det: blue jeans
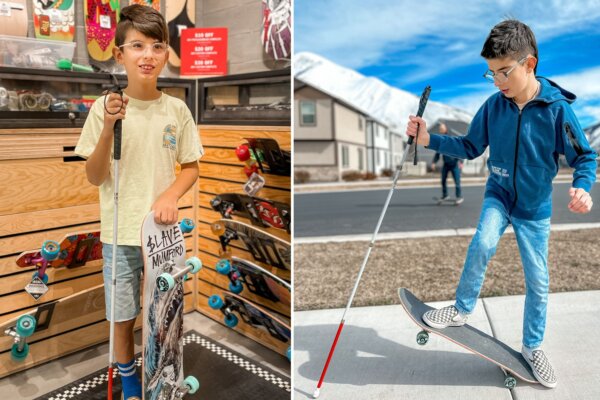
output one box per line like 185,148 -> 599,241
454,197 -> 551,348
442,164 -> 462,198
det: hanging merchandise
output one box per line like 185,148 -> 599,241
261,0 -> 291,61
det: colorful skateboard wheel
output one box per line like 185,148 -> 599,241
286,346 -> 291,362
16,315 -> 37,337
243,164 -> 259,178
183,375 -> 200,394
41,240 -> 60,261
210,222 -> 226,236
180,218 -> 195,233
185,257 -> 202,274
224,313 -> 238,328
504,376 -> 517,389
208,295 -> 223,309
215,259 -> 231,275
11,343 -> 29,361
229,280 -> 243,294
33,271 -> 49,285
235,144 -> 250,162
157,273 -> 175,292
416,330 -> 429,345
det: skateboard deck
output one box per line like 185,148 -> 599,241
211,219 -> 290,271
141,211 -> 201,399
236,138 -> 291,177
85,0 -> 119,62
216,256 -> 290,316
208,290 -> 291,360
166,0 -> 195,68
0,0 -> 28,36
433,196 -> 462,206
1,284 -> 105,362
129,0 -> 159,11
211,193 -> 291,233
398,288 -> 537,388
33,0 -> 75,41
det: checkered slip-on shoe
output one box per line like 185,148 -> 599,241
422,305 -> 468,329
521,347 -> 558,388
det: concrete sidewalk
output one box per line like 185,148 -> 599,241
294,291 -> 600,400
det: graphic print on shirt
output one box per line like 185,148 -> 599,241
162,124 -> 177,151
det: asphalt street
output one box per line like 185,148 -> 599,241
294,182 -> 600,237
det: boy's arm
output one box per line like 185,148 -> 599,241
152,162 -> 199,224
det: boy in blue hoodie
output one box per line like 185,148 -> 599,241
406,20 -> 596,388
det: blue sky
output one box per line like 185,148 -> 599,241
295,0 -> 600,127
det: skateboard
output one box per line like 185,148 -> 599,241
236,138 -> 291,178
215,256 -> 290,316
85,0 -> 119,62
208,291 -> 291,361
398,288 -> 537,388
211,219 -> 290,271
33,0 -> 75,41
210,193 -> 291,233
129,0 -> 159,11
166,0 -> 195,68
141,211 -> 202,399
1,284 -> 105,362
0,0 -> 28,36
433,196 -> 463,206
15,231 -> 102,298
261,0 -> 291,60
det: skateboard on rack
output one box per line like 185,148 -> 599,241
398,288 -> 538,388
0,0 -> 28,36
210,193 -> 291,233
33,0 -> 75,41
141,211 -> 202,399
166,0 -> 195,68
215,256 -> 290,317
84,0 -> 119,62
1,284 -> 105,363
208,290 -> 291,361
236,138 -> 291,178
211,219 -> 290,271
129,0 -> 159,11
15,231 -> 102,299
433,196 -> 463,206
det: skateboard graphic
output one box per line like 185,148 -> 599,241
211,219 -> 290,271
33,0 -> 75,41
0,0 -> 28,36
210,193 -> 291,233
129,0 -> 159,11
141,211 -> 202,399
236,138 -> 290,196
84,0 -> 119,62
208,290 -> 291,361
433,196 -> 463,206
1,284 -> 105,362
215,256 -> 290,316
166,0 -> 195,68
398,288 -> 537,388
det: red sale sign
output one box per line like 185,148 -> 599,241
180,28 -> 228,76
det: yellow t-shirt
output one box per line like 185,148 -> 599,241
75,92 -> 203,246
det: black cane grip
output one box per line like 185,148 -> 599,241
114,119 -> 122,160
409,85 -> 431,165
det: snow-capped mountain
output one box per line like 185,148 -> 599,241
585,122 -> 600,153
294,52 -> 473,134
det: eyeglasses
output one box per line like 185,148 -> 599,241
118,41 -> 169,55
483,56 -> 528,83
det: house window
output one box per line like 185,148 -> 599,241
358,117 -> 363,130
342,145 -> 349,168
358,148 -> 364,170
299,101 -> 316,125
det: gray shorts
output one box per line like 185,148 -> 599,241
102,243 -> 143,322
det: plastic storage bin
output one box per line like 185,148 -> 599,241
0,35 -> 75,70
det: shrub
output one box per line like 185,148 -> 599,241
295,170 -> 310,184
381,168 -> 393,177
342,170 -> 363,181
363,172 -> 377,180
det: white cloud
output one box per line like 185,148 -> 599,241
549,67 -> 600,100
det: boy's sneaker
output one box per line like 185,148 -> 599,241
422,305 -> 468,329
521,346 -> 557,388
455,197 -> 464,204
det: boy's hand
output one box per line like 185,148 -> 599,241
568,187 -> 593,214
103,92 -> 129,131
406,115 -> 430,146
152,192 -> 179,225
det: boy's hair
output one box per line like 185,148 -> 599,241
116,4 -> 169,46
481,19 -> 538,74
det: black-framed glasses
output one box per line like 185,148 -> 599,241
483,56 -> 528,83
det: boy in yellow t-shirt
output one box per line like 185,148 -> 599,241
74,5 -> 202,399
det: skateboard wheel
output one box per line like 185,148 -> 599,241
208,295 -> 223,310
244,164 -> 259,178
215,259 -> 231,275
416,330 -> 429,346
224,313 -> 238,328
183,375 -> 200,394
218,248 -> 233,258
33,271 -> 49,285
16,315 -> 36,337
235,144 -> 250,161
229,280 -> 243,294
210,222 -> 226,236
179,218 -> 195,234
11,343 -> 29,361
41,240 -> 60,261
504,376 -> 517,389
186,257 -> 202,274
157,274 -> 175,292
286,346 -> 291,362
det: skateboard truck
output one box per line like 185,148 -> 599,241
211,222 -> 237,258
25,240 -> 60,285
157,257 -> 202,292
173,376 -> 200,398
4,315 -> 37,360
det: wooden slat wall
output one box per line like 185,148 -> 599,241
0,128 -> 197,378
196,125 -> 291,357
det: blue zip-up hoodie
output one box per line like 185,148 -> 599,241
427,77 -> 597,220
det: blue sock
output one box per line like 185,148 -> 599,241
118,359 -> 142,399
